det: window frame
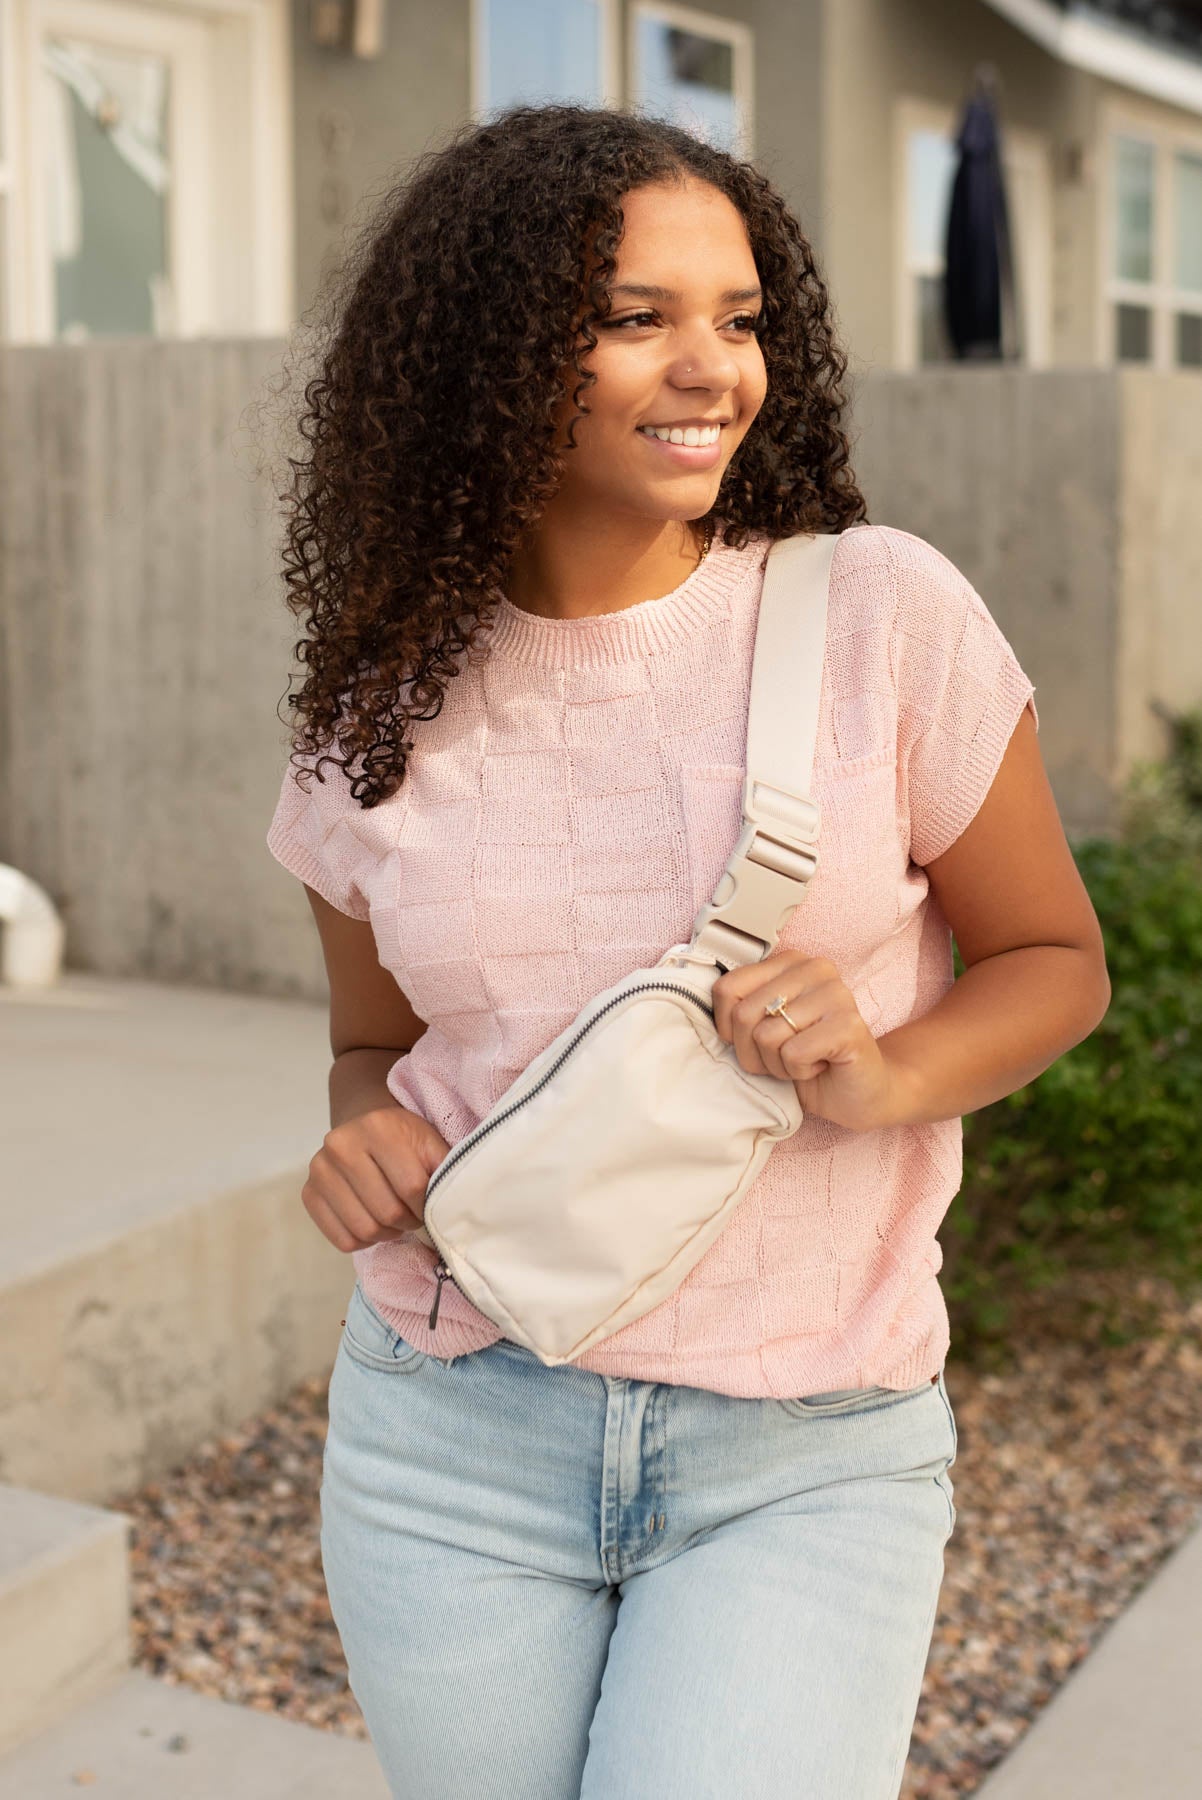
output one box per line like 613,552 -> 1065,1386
1101,96 -> 1202,371
1,0 -> 292,344
627,0 -> 754,159
469,0 -> 623,117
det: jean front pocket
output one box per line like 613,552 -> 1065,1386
775,1374 -> 937,1420
340,1281 -> 429,1374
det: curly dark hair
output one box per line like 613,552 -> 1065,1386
269,102 -> 870,808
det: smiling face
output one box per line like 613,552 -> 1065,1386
550,177 -> 768,531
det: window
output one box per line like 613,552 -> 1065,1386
472,0 -> 619,114
1114,135 -> 1155,282
895,99 -> 1051,369
1174,148 -> 1202,367
43,34 -> 173,337
1111,133 -> 1156,361
469,2 -> 751,153
629,3 -> 752,156
906,126 -> 958,364
1,0 -> 292,344
1106,124 -> 1202,369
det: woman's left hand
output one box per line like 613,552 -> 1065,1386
710,950 -> 903,1133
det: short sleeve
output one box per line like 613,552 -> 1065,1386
886,528 -> 1039,867
265,746 -> 375,922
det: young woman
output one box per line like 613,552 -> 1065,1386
266,104 -> 1110,1799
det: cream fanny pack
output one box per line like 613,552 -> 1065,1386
413,530 -> 843,1365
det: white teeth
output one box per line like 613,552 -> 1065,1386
638,424 -> 721,446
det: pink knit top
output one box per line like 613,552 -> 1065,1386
267,521 -> 1038,1398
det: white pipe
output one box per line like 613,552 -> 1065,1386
0,863 -> 66,987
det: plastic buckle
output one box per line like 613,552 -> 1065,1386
688,778 -> 820,970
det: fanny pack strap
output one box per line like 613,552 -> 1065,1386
674,530 -> 842,975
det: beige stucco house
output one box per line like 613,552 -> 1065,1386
2,0 -> 1200,380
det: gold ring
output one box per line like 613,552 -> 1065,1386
764,993 -> 800,1032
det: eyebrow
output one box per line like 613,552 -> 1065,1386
608,283 -> 764,305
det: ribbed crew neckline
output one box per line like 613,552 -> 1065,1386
481,520 -> 771,669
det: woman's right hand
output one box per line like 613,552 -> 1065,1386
302,1104 -> 452,1253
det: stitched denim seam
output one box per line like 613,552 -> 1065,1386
341,1328 -> 425,1374
343,1286 -> 426,1373
933,1370 -> 958,1465
933,1370 -> 958,1534
774,1377 -> 931,1420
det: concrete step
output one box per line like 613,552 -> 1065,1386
0,1484 -> 131,1759
0,1668 -> 391,1798
0,973 -> 356,1507
974,1514 -> 1202,1798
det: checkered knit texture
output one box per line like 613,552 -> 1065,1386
267,520 -> 1037,1397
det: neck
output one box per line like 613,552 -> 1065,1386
504,511 -> 712,621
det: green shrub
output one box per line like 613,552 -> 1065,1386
941,705 -> 1202,1358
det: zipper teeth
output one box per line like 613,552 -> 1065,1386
424,975 -> 715,1328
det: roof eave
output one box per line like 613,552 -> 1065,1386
980,0 -> 1202,116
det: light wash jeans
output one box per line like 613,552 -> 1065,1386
320,1278 -> 959,1800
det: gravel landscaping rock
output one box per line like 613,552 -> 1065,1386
108,1268 -> 1202,1795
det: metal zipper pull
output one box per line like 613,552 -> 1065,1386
428,1260 -> 450,1331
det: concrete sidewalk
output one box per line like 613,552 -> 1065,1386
972,1510 -> 1202,1798
0,1669 -> 390,1799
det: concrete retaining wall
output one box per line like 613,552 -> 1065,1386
1,1168 -> 353,1505
2,343 -> 1200,1005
